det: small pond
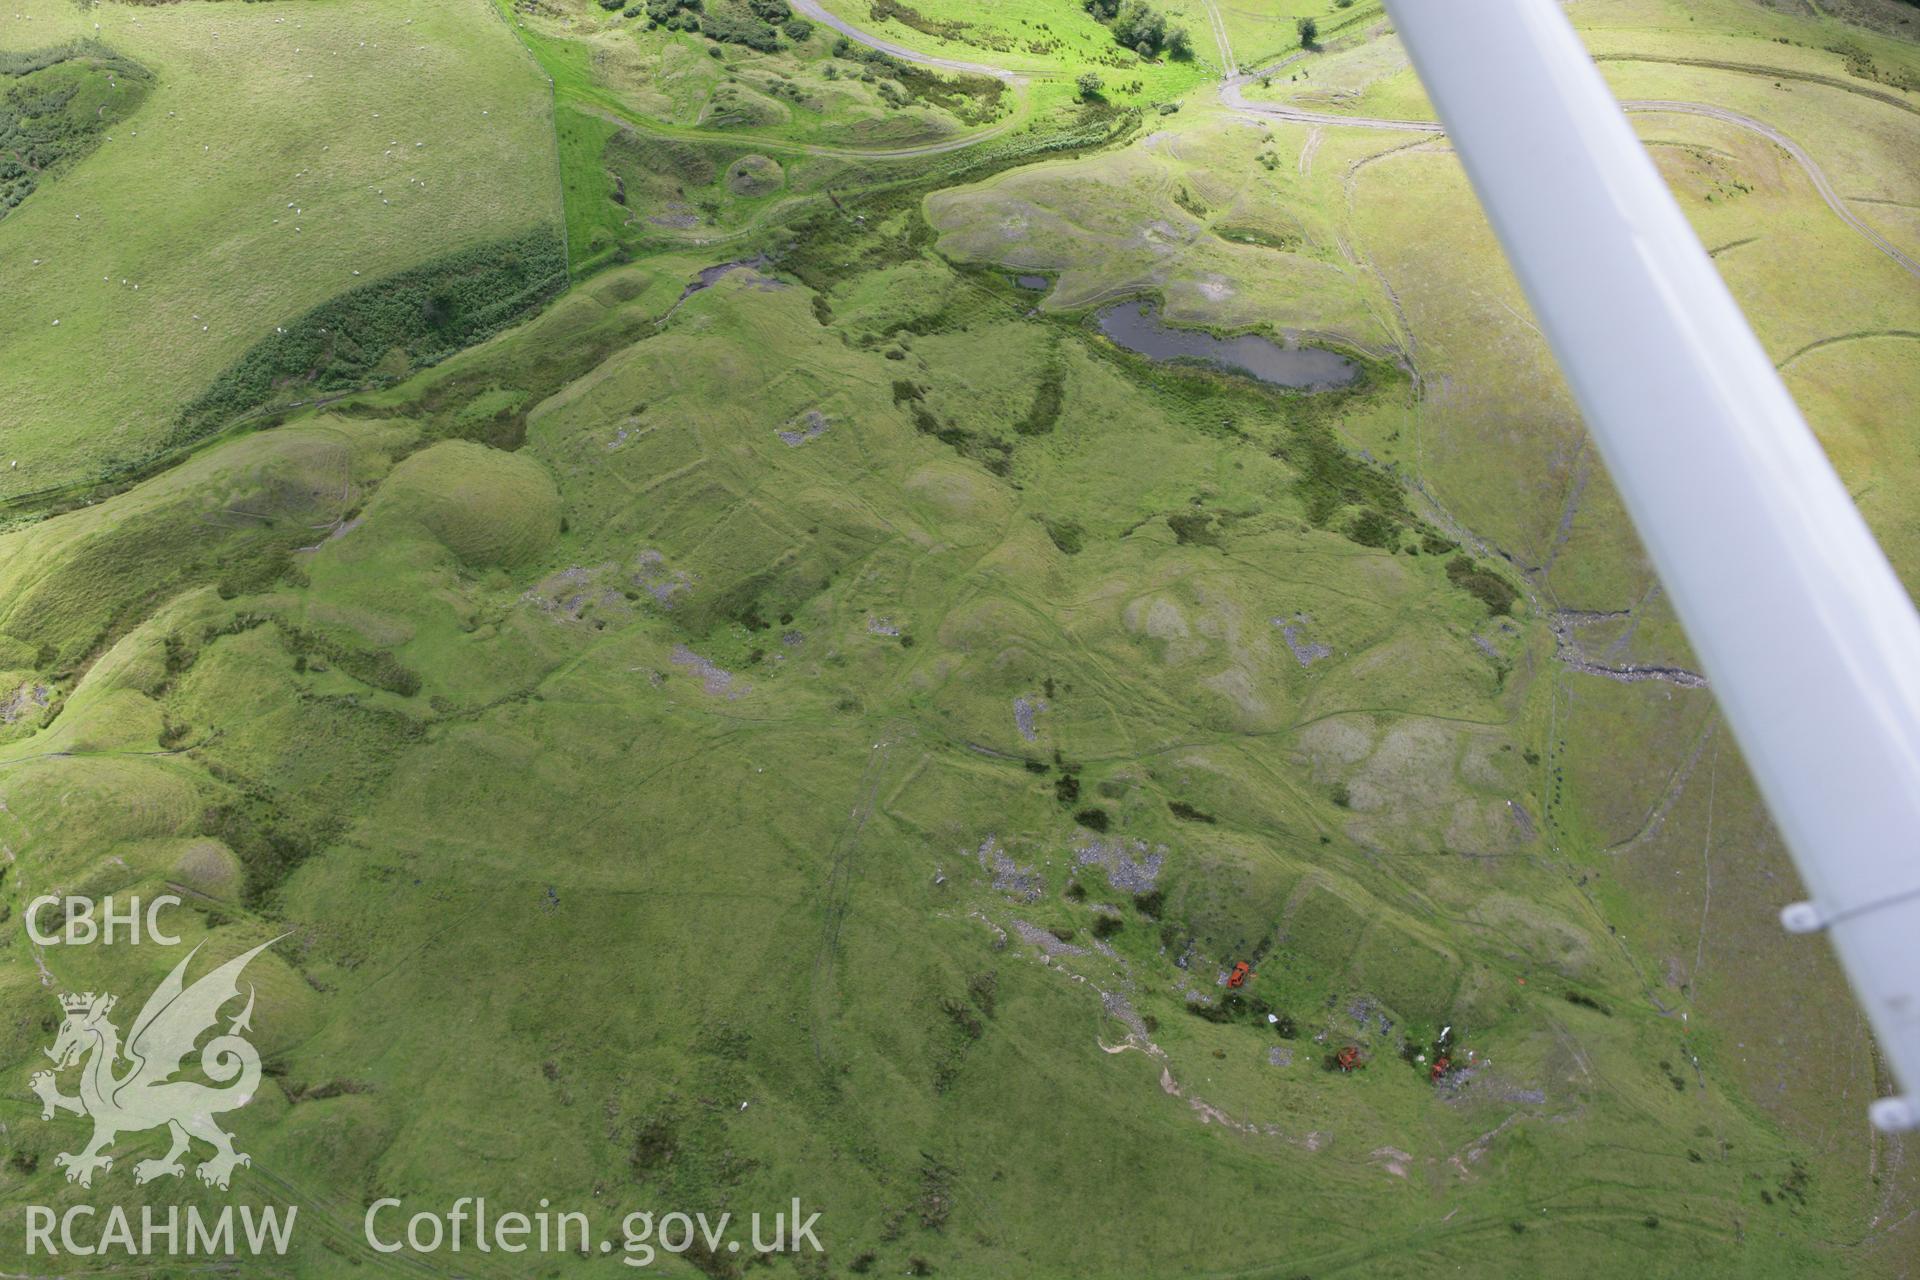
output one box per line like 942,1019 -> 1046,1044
1094,301 -> 1359,389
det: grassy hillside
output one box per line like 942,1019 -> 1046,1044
0,0 -> 1916,1276
0,0 -> 561,501
0,250 -> 1853,1279
1,40 -> 154,219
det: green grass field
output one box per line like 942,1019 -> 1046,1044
0,0 -> 1916,1275
0,0 -> 560,501
0,252 -> 1851,1278
812,0 -> 1216,87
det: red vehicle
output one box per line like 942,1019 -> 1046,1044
1227,961 -> 1252,988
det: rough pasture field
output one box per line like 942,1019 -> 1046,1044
0,40 -> 153,218
923,120 -> 1397,355
0,252 -> 1858,1278
0,0 -> 1914,1275
807,0 -> 1216,87
0,0 -> 560,502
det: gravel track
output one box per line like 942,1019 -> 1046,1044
1206,11 -> 1920,282
811,0 -> 1920,282
789,0 -> 1018,81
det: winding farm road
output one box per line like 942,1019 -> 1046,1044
1212,21 -> 1920,282
1622,99 -> 1920,280
810,0 -> 1920,284
1222,75 -> 1920,281
1220,68 -> 1437,132
802,0 -> 1915,283
1223,62 -> 1920,281
1198,0 -> 1238,77
788,0 -> 1018,81
804,0 -> 1920,287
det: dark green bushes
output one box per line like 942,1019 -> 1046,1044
830,41 -> 1006,123
1167,509 -> 1227,547
1346,509 -> 1399,549
1,42 -> 152,219
1186,990 -> 1279,1025
276,623 -> 422,698
1074,806 -> 1110,831
1445,554 -> 1518,616
648,0 -> 795,51
1016,365 -> 1066,435
170,227 -> 566,449
1041,516 -> 1085,555
1082,0 -> 1192,58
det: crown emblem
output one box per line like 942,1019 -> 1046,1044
59,991 -> 99,1014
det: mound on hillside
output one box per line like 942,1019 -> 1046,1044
368,441 -> 560,570
699,81 -> 791,129
725,152 -> 784,197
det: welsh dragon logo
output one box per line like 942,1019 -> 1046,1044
30,938 -> 279,1190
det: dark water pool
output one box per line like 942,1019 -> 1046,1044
1095,301 -> 1358,389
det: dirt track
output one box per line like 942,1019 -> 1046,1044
1620,99 -> 1920,281
801,0 -> 1920,284
1209,22 -> 1920,282
788,0 -> 1017,81
1222,80 -> 1920,280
